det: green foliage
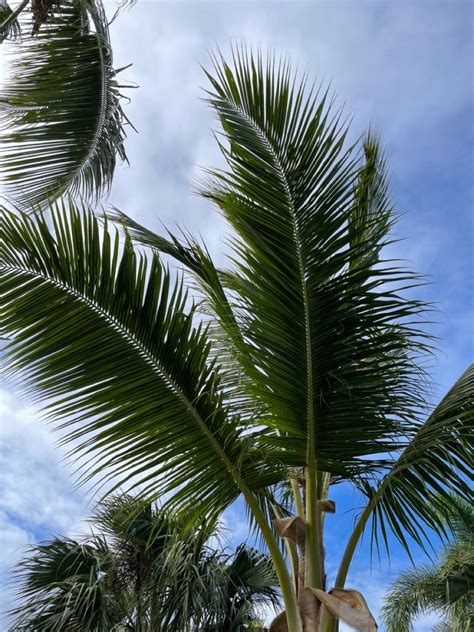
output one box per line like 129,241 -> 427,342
382,500 -> 473,632
0,0 -> 129,208
1,47 -> 472,631
9,496 -> 279,631
364,366 -> 474,558
1,202 -> 283,524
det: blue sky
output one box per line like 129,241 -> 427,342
1,1 -> 473,629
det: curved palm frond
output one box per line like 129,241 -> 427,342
202,49 -> 435,478
0,0 -> 129,209
382,563 -> 455,632
110,48 -> 433,481
0,202 -> 284,524
357,365 -> 474,558
382,516 -> 473,632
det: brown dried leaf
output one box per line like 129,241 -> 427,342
310,588 -> 377,632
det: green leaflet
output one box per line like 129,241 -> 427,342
0,0 -> 129,208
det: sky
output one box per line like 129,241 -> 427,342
1,0 -> 473,629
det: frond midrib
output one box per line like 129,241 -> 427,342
217,92 -> 315,463
70,4 -> 109,189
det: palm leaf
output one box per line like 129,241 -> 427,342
1,202 -> 284,524
110,49 -> 433,481
9,536 -> 124,631
359,365 -> 473,558
201,49 -> 434,478
0,0 -> 129,209
382,519 -> 473,632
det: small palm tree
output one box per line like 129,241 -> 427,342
0,0 -> 130,209
382,500 -> 473,632
1,49 -> 472,632
9,495 -> 280,631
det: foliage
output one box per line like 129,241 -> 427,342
0,0 -> 130,209
382,498 -> 473,632
9,495 -> 279,631
1,48 -> 472,632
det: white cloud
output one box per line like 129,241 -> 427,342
0,389 -> 85,545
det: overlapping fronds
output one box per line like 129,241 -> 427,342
9,494 -> 279,631
201,49 -> 435,478
9,537 -> 124,631
110,49 -> 434,482
0,0 -> 129,209
363,364 -> 473,556
1,202 -> 284,524
0,0 -> 22,41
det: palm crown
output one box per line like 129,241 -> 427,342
382,497 -> 473,632
1,48 -> 472,632
9,494 -> 280,631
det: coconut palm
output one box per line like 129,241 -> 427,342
382,500 -> 473,632
0,0 -> 130,209
9,495 -> 280,631
1,49 -> 472,632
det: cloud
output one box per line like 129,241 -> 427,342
0,390 -> 85,535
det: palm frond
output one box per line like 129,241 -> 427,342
362,365 -> 473,557
0,0 -> 129,209
199,47 -> 433,478
0,0 -> 23,41
382,563 -> 452,632
1,202 -> 284,524
9,536 -> 124,631
382,519 -> 473,632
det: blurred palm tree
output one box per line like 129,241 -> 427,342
9,495 -> 279,631
382,499 -> 473,632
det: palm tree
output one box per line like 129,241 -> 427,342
9,495 -> 280,631
0,0 -> 130,209
1,50 -> 472,632
382,499 -> 473,632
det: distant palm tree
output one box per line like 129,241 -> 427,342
9,495 -> 279,631
0,0 -> 129,209
382,499 -> 473,632
1,48 -> 472,631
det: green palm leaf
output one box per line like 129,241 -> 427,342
367,364 -> 474,555
9,494 -> 280,632
202,49 -> 435,476
0,0 -> 129,209
335,365 -> 473,583
110,49 -> 433,480
1,202 -> 283,523
382,502 -> 473,632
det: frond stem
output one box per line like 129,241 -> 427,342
305,465 -> 323,590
